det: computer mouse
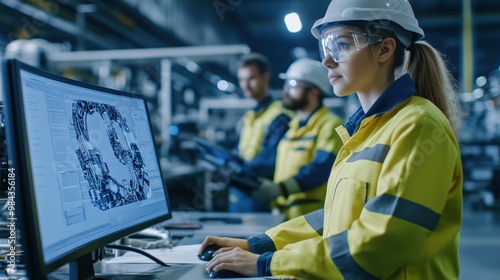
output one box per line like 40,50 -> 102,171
197,245 -> 220,261
209,269 -> 244,278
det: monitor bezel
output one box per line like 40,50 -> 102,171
2,59 -> 172,278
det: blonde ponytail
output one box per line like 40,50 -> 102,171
404,41 -> 461,133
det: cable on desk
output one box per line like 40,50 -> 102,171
104,244 -> 170,267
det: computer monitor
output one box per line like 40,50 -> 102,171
2,59 -> 172,279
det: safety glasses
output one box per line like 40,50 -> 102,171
283,79 -> 313,95
319,30 -> 384,62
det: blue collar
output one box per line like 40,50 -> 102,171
343,74 -> 416,136
253,95 -> 273,112
299,104 -> 323,128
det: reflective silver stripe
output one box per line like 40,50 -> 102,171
328,231 -> 379,280
304,209 -> 324,235
364,194 -> 440,231
347,144 -> 390,163
247,233 -> 276,254
282,136 -> 317,141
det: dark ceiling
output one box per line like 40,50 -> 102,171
1,0 -> 500,93
228,0 -> 500,90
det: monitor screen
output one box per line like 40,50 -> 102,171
2,59 -> 172,279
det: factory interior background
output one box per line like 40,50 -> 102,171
0,0 -> 499,279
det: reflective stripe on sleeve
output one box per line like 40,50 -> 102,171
248,233 -> 277,254
364,194 -> 440,231
282,136 -> 317,141
329,230 -> 379,280
347,144 -> 390,163
304,209 -> 324,235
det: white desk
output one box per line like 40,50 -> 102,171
49,211 -> 284,279
164,211 -> 285,244
49,263 -> 269,279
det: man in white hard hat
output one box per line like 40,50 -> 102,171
251,58 -> 344,219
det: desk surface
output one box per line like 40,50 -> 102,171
167,211 -> 284,226
50,212 -> 284,279
50,263 -> 269,279
164,211 -> 285,243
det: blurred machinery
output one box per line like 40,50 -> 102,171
0,103 -> 7,196
193,136 -> 263,211
5,39 -> 69,68
2,38 -> 249,210
168,120 -> 199,164
459,67 -> 500,210
460,70 -> 500,141
1,37 -> 348,210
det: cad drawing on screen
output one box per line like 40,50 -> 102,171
71,100 -> 152,211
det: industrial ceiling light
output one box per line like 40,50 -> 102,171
284,12 -> 302,33
217,80 -> 229,91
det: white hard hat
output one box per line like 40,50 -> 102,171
279,58 -> 331,95
311,0 -> 424,47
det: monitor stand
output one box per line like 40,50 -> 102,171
69,253 -> 95,280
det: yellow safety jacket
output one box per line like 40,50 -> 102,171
238,100 -> 290,161
248,75 -> 463,279
273,106 -> 343,219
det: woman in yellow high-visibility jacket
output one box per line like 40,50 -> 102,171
200,0 -> 463,279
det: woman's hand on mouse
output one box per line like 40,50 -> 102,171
206,247 -> 259,277
199,236 -> 251,254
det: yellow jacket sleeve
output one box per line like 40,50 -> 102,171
248,209 -> 324,254
265,209 -> 324,250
